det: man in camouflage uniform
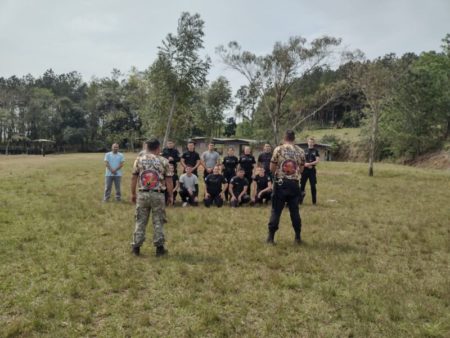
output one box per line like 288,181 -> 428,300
267,130 -> 305,244
131,138 -> 174,257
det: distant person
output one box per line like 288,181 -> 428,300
165,163 -> 179,206
201,143 -> 221,181
103,143 -> 125,202
179,166 -> 199,207
257,143 -> 272,177
267,130 -> 305,244
251,167 -> 272,205
222,147 -> 239,201
204,165 -> 227,208
181,141 -> 201,177
239,146 -> 256,195
229,168 -> 251,208
130,138 -> 173,257
161,140 -> 180,173
300,137 -> 320,205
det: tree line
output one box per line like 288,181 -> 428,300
1,12 -> 448,168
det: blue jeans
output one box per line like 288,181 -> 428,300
104,176 -> 122,201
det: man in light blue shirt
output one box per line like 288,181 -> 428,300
103,143 -> 125,201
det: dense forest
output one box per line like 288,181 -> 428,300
1,12 -> 448,163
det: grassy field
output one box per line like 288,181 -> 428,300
1,154 -> 449,337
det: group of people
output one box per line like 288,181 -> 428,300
103,131 -> 320,257
161,141 -> 275,209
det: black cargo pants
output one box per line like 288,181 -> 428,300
268,178 -> 302,235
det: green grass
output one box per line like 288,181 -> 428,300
1,154 -> 449,337
298,127 -> 361,143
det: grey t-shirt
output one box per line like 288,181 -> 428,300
179,173 -> 198,191
201,151 -> 220,169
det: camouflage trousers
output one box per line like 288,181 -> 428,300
132,191 -> 166,248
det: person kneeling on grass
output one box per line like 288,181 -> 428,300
204,165 -> 227,208
251,167 -> 273,205
229,168 -> 251,208
179,165 -> 199,207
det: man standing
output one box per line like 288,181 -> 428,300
201,143 -> 221,181
229,168 -> 251,208
161,140 -> 180,173
131,138 -> 173,257
300,137 -> 320,205
181,141 -> 201,177
222,147 -> 239,201
239,146 -> 256,195
204,165 -> 227,208
103,143 -> 125,202
257,143 -> 272,177
267,130 -> 305,244
179,166 -> 199,207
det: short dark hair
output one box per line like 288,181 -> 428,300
187,140 -> 195,145
145,138 -> 160,151
285,130 -> 295,142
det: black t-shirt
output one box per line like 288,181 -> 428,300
239,154 -> 256,176
254,174 -> 271,192
162,148 -> 180,165
223,155 -> 239,174
205,174 -> 227,195
305,148 -> 320,166
181,151 -> 200,168
229,176 -> 249,196
258,152 -> 272,173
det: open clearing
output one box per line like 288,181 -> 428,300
1,154 -> 449,337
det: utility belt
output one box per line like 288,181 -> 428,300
274,177 -> 299,186
138,189 -> 165,194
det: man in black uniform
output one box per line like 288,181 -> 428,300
267,130 -> 305,244
180,141 -> 201,177
229,168 -> 251,208
251,167 -> 272,205
204,165 -> 227,208
257,143 -> 272,178
239,146 -> 256,195
300,137 -> 320,205
161,140 -> 180,173
222,147 -> 239,201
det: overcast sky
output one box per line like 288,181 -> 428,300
1,0 -> 449,91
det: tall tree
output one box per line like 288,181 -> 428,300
346,54 -> 396,176
155,12 -> 210,145
217,36 -> 341,143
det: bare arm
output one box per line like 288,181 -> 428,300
180,158 -> 187,169
239,186 -> 248,200
270,162 -> 277,175
131,175 -> 138,203
165,176 -> 174,201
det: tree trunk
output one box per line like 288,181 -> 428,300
163,93 -> 177,147
368,109 -> 379,177
5,139 -> 10,155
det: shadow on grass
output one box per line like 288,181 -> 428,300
134,252 -> 224,265
303,240 -> 363,254
169,253 -> 223,265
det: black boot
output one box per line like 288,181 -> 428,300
131,246 -> 140,256
266,230 -> 275,244
294,233 -> 302,245
156,246 -> 168,257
